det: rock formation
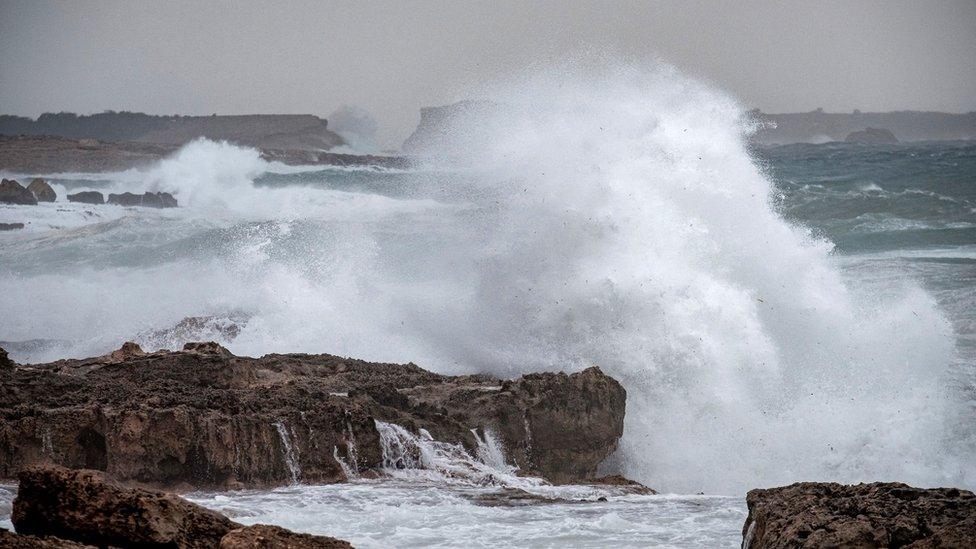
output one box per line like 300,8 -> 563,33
13,466 -> 237,548
27,178 -> 56,202
107,191 -> 178,208
742,482 -> 976,548
845,127 -> 899,144
0,342 -> 626,490
66,191 -> 104,204
0,179 -> 37,205
9,466 -> 351,548
220,525 -> 352,548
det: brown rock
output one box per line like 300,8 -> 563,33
0,179 -> 37,205
587,475 -> 657,495
401,366 -> 626,483
742,481 -> 976,548
12,466 -> 239,548
0,528 -> 96,548
27,178 -> 56,202
0,343 -> 626,489
66,191 -> 103,205
220,524 -> 353,548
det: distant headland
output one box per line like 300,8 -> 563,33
0,111 -> 344,152
748,108 -> 976,144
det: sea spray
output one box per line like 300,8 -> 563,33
0,62 -> 970,494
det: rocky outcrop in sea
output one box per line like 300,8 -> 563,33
0,179 -> 37,205
0,342 -> 625,490
742,481 -> 976,548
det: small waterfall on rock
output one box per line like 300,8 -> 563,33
374,421 -> 537,488
273,421 -> 301,484
333,423 -> 360,478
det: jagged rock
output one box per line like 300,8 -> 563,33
0,222 -> 25,231
0,343 -> 626,489
141,191 -> 178,208
0,346 -> 13,369
106,191 -> 141,206
66,191 -> 103,205
0,529 -> 96,548
0,179 -> 37,205
12,466 -> 239,548
742,482 -> 976,548
220,524 -> 353,548
27,178 -> 56,202
107,191 -> 178,208
845,127 -> 899,144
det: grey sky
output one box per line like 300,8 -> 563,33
2,0 -> 975,147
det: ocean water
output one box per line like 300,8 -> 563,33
1,67 -> 975,546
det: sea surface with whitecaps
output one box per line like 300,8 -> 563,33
1,67 -> 974,547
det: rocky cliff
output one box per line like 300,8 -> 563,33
742,482 -> 976,548
0,342 -> 625,490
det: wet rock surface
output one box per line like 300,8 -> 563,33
108,191 -> 178,208
742,482 -> 976,548
13,466 -> 238,548
0,342 -> 626,489
0,179 -> 37,205
66,191 -> 104,204
10,465 -> 353,548
27,178 -> 56,202
220,524 -> 352,548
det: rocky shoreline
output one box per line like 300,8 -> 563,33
0,341 -> 625,490
2,343 -> 974,547
0,134 -> 408,174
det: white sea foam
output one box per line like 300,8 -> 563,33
0,62 -> 970,495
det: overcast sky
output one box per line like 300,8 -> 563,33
2,0 -> 975,146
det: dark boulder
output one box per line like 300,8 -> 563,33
106,191 -> 141,206
0,346 -> 13,369
27,178 -> 56,202
845,127 -> 899,144
107,191 -> 178,208
66,191 -> 103,205
0,222 -> 25,231
0,179 -> 37,205
12,466 -> 239,548
220,524 -> 353,548
143,191 -> 178,208
742,481 -> 976,548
